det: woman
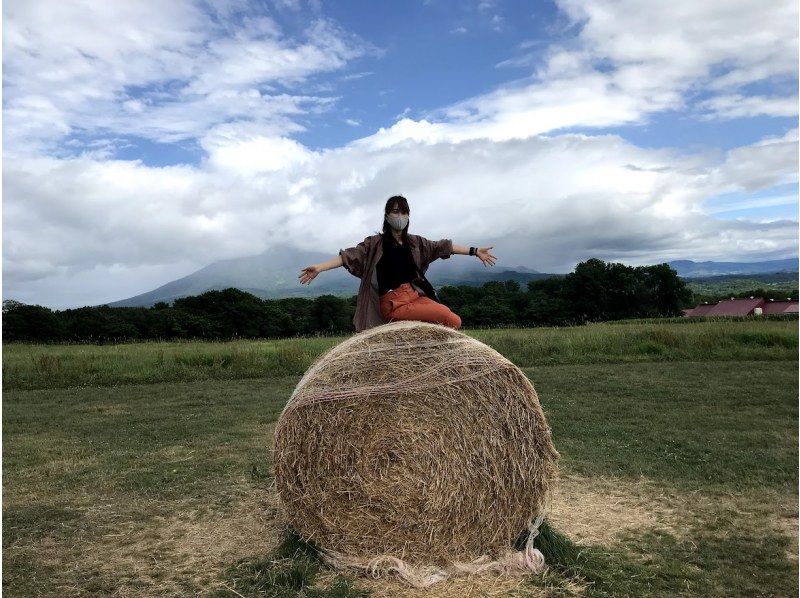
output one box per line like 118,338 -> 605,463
298,195 -> 498,332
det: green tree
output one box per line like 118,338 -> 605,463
174,288 -> 268,338
311,295 -> 351,333
524,277 -> 572,325
641,263 -> 692,315
2,303 -> 66,342
563,258 -> 610,321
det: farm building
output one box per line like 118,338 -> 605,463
683,297 -> 799,317
762,299 -> 800,314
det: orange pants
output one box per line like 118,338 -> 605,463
379,282 -> 462,329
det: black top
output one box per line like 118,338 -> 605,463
376,234 -> 418,297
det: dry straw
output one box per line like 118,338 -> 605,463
273,321 -> 559,587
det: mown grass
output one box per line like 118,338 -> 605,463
532,519 -> 795,597
216,527 -> 368,597
3,321 -> 798,596
3,319 -> 796,391
536,360 -> 797,490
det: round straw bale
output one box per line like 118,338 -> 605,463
273,320 -> 558,566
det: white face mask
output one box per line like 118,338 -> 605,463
386,214 -> 409,231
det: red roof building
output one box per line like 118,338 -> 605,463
706,297 -> 765,316
684,297 -> 799,317
685,303 -> 718,317
761,299 -> 800,314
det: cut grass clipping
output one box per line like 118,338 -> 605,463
273,321 -> 559,588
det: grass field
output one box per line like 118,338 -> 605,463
3,319 -> 796,391
3,319 -> 798,597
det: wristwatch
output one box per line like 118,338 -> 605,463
469,246 -> 476,256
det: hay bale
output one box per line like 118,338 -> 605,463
273,321 -> 558,579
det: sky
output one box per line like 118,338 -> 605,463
3,0 -> 799,309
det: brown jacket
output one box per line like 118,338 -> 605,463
339,234 -> 454,332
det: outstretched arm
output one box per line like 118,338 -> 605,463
299,236 -> 371,285
452,244 -> 498,267
298,255 -> 343,285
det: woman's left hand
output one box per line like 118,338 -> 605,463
476,246 -> 497,267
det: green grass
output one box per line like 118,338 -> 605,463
3,320 -> 797,596
3,319 -> 796,390
216,527 -> 368,597
532,361 -> 797,490
532,521 -> 795,597
2,339 -> 319,391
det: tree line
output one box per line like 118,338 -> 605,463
1,259 -> 722,343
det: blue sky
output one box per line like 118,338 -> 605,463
3,0 -> 798,308
59,1 -> 573,161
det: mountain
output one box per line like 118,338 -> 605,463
102,247 -> 547,308
104,246 -> 353,307
102,251 -> 799,308
668,258 -> 798,278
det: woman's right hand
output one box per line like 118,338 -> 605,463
299,265 -> 321,285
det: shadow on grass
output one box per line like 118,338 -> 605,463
528,519 -> 795,598
219,518 -> 795,597
217,525 -> 368,597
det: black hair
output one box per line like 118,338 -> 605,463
377,195 -> 410,244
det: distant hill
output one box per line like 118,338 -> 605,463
668,258 -> 798,278
102,246 -> 550,308
105,246 -> 357,307
100,252 -> 799,308
683,272 -> 798,298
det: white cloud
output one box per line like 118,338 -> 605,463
556,0 -> 797,90
709,129 -> 799,193
182,18 -> 366,96
359,0 -> 798,148
697,94 -> 798,120
495,53 -> 537,69
4,129 -> 797,308
2,1 -> 373,155
340,71 -> 374,81
272,0 -> 302,11
518,39 -> 541,50
61,90 -> 337,147
490,15 -> 504,32
356,72 -> 653,147
200,126 -> 314,173
3,0 -> 798,309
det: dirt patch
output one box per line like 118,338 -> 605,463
768,495 -> 798,568
25,487 -> 282,596
773,494 -> 798,568
547,474 -> 680,545
314,568 -> 576,597
779,515 -> 799,566
14,472 -> 790,596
